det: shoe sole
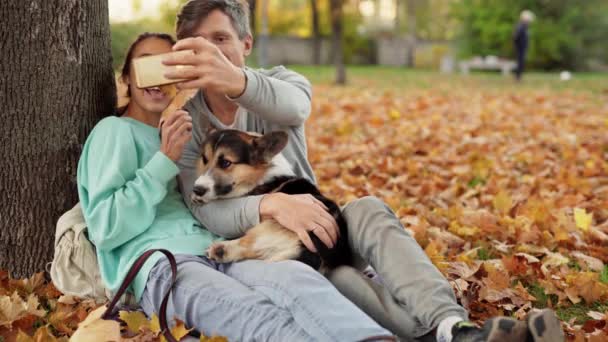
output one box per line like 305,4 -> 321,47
527,309 -> 564,342
483,317 -> 528,342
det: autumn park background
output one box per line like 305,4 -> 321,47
1,0 -> 608,341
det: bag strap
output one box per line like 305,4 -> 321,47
102,249 -> 178,342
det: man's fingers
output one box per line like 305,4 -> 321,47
311,197 -> 329,211
314,213 -> 338,244
298,231 -> 317,253
162,52 -> 202,66
175,79 -> 205,90
172,37 -> 213,53
164,65 -> 200,81
311,225 -> 334,248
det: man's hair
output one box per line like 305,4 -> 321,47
176,0 -> 251,40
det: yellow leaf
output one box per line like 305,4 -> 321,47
70,305 -> 121,342
16,330 -> 34,342
448,221 -> 480,237
119,310 -> 150,334
201,334 -> 229,342
388,108 -> 401,120
32,325 -> 59,342
574,208 -> 592,232
492,190 -> 513,214
424,240 -> 447,271
160,319 -> 192,342
150,314 -> 161,333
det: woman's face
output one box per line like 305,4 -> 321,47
125,37 -> 174,114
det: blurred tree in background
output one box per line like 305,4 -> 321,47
453,0 -> 608,70
109,0 -> 608,71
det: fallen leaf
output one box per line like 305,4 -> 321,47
574,208 -> 593,232
70,305 -> 121,342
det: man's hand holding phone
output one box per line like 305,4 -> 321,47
161,37 -> 247,98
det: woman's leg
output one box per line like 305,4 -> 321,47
221,259 -> 392,341
138,254 -> 313,342
339,196 -> 468,338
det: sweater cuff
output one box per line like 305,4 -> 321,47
145,151 -> 180,185
243,194 -> 264,232
230,68 -> 259,107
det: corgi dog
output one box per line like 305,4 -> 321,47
191,129 -> 352,271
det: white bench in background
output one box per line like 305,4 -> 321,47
459,56 -> 516,76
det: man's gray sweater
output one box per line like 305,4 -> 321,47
177,66 -> 315,238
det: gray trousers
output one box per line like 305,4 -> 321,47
330,196 -> 467,340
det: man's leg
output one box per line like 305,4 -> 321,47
515,48 -> 525,80
327,265 -> 428,340
222,259 -> 393,341
139,254 -> 313,342
340,196 -> 467,339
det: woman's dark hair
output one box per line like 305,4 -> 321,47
119,32 -> 176,104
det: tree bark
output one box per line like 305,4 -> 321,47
310,0 -> 321,65
330,0 -> 346,84
405,0 -> 417,67
0,0 -> 116,277
257,0 -> 269,67
248,0 -> 257,36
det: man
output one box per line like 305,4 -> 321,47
168,1 -> 563,341
513,10 -> 534,81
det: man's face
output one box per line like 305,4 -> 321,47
192,9 -> 253,67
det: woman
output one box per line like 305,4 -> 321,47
76,32 -> 393,341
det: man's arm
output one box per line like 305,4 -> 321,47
164,37 -> 312,127
176,101 -> 264,238
231,67 -> 312,127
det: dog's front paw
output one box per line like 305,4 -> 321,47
207,243 -> 229,263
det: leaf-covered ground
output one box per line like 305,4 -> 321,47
2,69 -> 607,341
304,70 -> 608,341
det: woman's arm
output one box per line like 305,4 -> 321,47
77,117 -> 180,251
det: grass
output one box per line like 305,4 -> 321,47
556,302 -> 608,324
284,65 -> 608,94
526,283 -> 608,325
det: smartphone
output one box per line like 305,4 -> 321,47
132,49 -> 195,88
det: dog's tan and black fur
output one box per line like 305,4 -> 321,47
191,129 -> 352,270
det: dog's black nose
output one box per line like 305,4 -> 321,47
193,186 -> 208,196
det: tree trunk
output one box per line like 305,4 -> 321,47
257,0 -> 269,67
310,0 -> 321,65
0,0 -> 116,277
248,0 -> 257,36
330,0 -> 346,84
405,0 -> 417,67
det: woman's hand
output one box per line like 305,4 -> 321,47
159,110 -> 192,162
162,37 -> 246,98
259,193 -> 339,252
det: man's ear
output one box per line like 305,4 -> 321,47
253,131 -> 288,163
243,34 -> 253,57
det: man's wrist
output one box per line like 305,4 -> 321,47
227,67 -> 247,99
259,192 -> 280,221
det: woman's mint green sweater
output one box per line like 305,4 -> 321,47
77,116 -> 220,302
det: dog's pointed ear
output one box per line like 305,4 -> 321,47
253,131 -> 288,163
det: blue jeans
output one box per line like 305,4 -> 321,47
138,254 -> 391,341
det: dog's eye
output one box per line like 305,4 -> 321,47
218,159 -> 232,169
